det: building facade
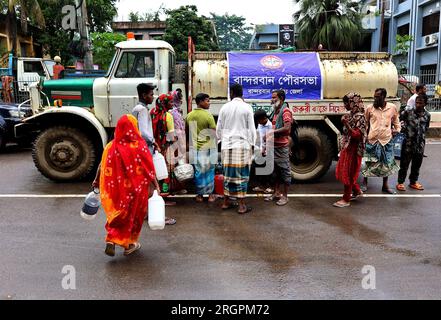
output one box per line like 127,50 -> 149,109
111,21 -> 167,40
249,24 -> 296,50
368,0 -> 441,78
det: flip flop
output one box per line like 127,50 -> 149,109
382,188 -> 396,195
105,242 -> 115,257
276,198 -> 289,206
221,202 -> 239,210
409,182 -> 424,190
238,206 -> 252,214
264,194 -> 281,202
123,242 -> 141,256
165,217 -> 177,225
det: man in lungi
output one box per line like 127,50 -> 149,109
361,88 -> 401,194
217,84 -> 257,214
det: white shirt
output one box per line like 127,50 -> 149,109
406,93 -> 418,111
257,119 -> 272,150
216,97 -> 257,150
132,102 -> 155,149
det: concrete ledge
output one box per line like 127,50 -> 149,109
428,122 -> 441,138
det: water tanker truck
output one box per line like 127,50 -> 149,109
15,39 -> 399,182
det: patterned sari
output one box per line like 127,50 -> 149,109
336,92 -> 367,185
99,114 -> 156,249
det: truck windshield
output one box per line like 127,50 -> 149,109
44,60 -> 55,77
115,51 -> 155,78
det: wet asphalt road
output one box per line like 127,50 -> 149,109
0,143 -> 441,300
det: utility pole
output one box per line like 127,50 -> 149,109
378,0 -> 386,51
76,0 -> 93,69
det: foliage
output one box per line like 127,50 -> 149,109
161,5 -> 219,61
36,0 -> 117,64
210,13 -> 252,51
87,0 -> 118,33
393,34 -> 413,74
90,32 -> 126,70
393,34 -> 413,55
128,11 -> 160,22
296,0 -> 363,51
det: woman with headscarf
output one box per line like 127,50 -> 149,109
169,90 -> 187,163
150,94 -> 179,220
333,93 -> 367,208
151,93 -> 176,151
96,114 -> 160,256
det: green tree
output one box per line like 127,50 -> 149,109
91,32 -> 125,70
128,11 -> 140,22
162,5 -> 219,61
37,0 -> 117,64
296,0 -> 363,51
210,13 -> 252,51
87,0 -> 118,33
4,0 -> 47,55
393,34 -> 413,73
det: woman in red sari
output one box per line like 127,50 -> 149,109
97,114 -> 159,256
334,93 -> 367,208
150,94 -> 181,214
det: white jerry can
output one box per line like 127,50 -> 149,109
148,190 -> 165,230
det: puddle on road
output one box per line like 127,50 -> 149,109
305,209 -> 419,258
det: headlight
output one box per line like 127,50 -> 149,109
8,110 -> 26,118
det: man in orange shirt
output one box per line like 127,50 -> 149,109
361,88 -> 401,194
53,56 -> 65,80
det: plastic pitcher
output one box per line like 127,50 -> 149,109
80,188 -> 100,220
148,190 -> 165,230
153,151 -> 168,180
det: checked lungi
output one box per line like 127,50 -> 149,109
221,148 -> 252,199
191,148 -> 217,195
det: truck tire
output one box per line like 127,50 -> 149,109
32,126 -> 96,181
291,126 -> 334,182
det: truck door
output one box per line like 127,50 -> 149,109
18,60 -> 48,92
107,50 -> 159,127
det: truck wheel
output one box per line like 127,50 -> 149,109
32,126 -> 96,181
290,126 -> 334,182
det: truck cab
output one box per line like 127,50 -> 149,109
0,54 -> 51,102
93,40 -> 176,127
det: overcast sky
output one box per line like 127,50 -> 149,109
116,0 -> 296,25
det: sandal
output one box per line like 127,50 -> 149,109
252,186 -> 265,192
238,206 -> 252,214
333,200 -> 350,208
105,242 -> 115,257
221,202 -> 239,210
382,187 -> 396,195
208,194 -> 217,203
264,194 -> 281,202
409,182 -> 424,190
396,183 -> 406,191
276,197 -> 289,206
195,195 -> 204,203
165,217 -> 177,225
124,242 -> 141,256
350,191 -> 364,200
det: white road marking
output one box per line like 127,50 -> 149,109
0,194 -> 439,198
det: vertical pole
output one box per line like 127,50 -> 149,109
379,0 -> 385,51
76,0 -> 93,69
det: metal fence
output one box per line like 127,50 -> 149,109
0,77 -> 37,104
399,70 -> 441,112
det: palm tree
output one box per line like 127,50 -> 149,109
296,0 -> 363,51
5,0 -> 46,55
